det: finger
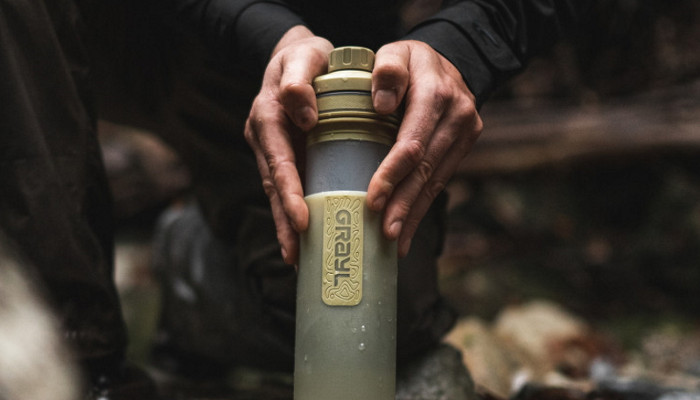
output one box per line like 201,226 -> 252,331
372,43 -> 410,114
246,97 -> 309,233
396,130 -> 476,257
366,71 -> 443,213
278,47 -> 330,130
269,184 -> 300,264
384,96 -> 482,243
382,123 -> 453,240
246,120 -> 301,264
253,111 -> 309,235
265,170 -> 301,264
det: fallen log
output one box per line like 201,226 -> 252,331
461,79 -> 700,175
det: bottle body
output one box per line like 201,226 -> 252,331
295,189 -> 397,400
294,47 -> 399,400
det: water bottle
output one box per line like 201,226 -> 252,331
294,46 -> 399,400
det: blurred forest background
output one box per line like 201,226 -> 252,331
440,0 -> 700,325
100,0 -> 700,396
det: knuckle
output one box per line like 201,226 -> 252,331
402,138 -> 426,166
279,81 -> 306,100
375,60 -> 409,83
261,177 -> 277,198
464,111 -> 484,145
474,113 -> 484,134
249,98 -> 282,127
395,197 -> 412,218
374,174 -> 396,198
266,156 -> 281,175
424,84 -> 451,113
243,121 -> 254,143
433,85 -> 452,105
449,98 -> 483,144
415,159 -> 435,183
462,98 -> 479,120
309,45 -> 329,64
269,158 -> 296,183
454,99 -> 475,122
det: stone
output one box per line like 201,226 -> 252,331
444,317 -> 521,399
396,343 -> 477,400
493,301 -> 595,379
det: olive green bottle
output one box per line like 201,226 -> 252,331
294,47 -> 399,400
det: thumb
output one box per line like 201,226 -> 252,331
278,45 -> 331,131
372,43 -> 410,114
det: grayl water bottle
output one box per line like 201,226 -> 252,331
294,46 -> 399,400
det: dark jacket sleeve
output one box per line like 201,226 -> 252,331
155,0 -> 305,71
403,0 -> 592,108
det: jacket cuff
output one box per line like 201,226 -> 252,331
403,21 -> 491,109
403,3 -> 523,109
235,2 -> 306,73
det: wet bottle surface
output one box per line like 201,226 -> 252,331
294,47 -> 399,400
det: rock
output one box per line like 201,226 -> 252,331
658,392 -> 700,400
640,330 -> 700,376
512,384 -> 587,400
591,357 -> 700,400
99,120 -> 191,220
494,301 -> 597,379
396,343 -> 478,400
444,318 -> 521,399
594,378 -> 679,400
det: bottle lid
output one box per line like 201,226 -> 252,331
309,46 -> 399,147
327,47 -> 375,73
314,47 -> 374,94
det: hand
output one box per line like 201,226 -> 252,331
244,26 -> 333,265
367,40 -> 483,257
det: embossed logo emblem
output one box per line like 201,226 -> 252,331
322,195 -> 363,306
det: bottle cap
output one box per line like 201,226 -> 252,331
309,46 -> 399,147
327,47 -> 375,73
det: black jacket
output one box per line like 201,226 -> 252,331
154,0 -> 591,107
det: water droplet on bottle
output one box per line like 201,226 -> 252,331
358,343 -> 366,351
351,327 -> 357,333
304,354 -> 308,362
378,301 -> 382,305
361,325 -> 366,332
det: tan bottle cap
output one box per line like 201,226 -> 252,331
309,46 -> 399,147
327,47 -> 375,73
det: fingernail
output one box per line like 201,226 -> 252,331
375,89 -> 397,112
281,246 -> 288,262
372,195 -> 386,211
294,106 -> 315,128
389,220 -> 402,239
